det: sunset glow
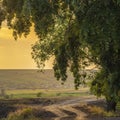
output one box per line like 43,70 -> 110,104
0,24 -> 53,69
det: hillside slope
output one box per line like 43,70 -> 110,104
0,69 -> 75,90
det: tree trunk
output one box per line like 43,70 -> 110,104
106,99 -> 117,112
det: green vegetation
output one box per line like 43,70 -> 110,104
0,0 -> 120,111
0,69 -> 91,99
0,88 -> 90,99
117,102 -> 120,110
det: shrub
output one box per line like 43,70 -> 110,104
4,95 -> 10,99
56,93 -> 61,96
37,92 -> 43,97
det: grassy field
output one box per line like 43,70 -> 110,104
0,70 -> 120,120
0,69 -> 92,99
0,87 -> 90,99
0,69 -> 94,90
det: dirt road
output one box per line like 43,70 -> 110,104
0,96 -> 120,120
41,96 -> 120,120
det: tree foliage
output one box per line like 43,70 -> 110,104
0,0 -> 120,110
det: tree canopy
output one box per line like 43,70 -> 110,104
0,0 -> 120,111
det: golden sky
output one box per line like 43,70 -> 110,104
0,24 -> 53,69
0,23 -> 95,70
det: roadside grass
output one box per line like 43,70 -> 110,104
3,108 -> 42,120
88,106 -> 120,117
86,101 -> 120,117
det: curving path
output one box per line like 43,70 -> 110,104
39,97 -> 120,120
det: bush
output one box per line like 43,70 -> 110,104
56,93 -> 61,96
37,92 -> 43,97
4,95 -> 10,99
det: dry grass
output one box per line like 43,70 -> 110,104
87,105 -> 119,117
7,108 -> 41,120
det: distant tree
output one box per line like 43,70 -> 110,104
0,89 -> 6,97
0,0 -> 120,111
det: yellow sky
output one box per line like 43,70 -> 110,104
0,24 -> 53,69
0,23 -> 95,70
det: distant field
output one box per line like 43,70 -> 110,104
0,69 -> 75,90
0,69 -> 94,90
0,69 -> 93,99
0,88 -> 89,99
